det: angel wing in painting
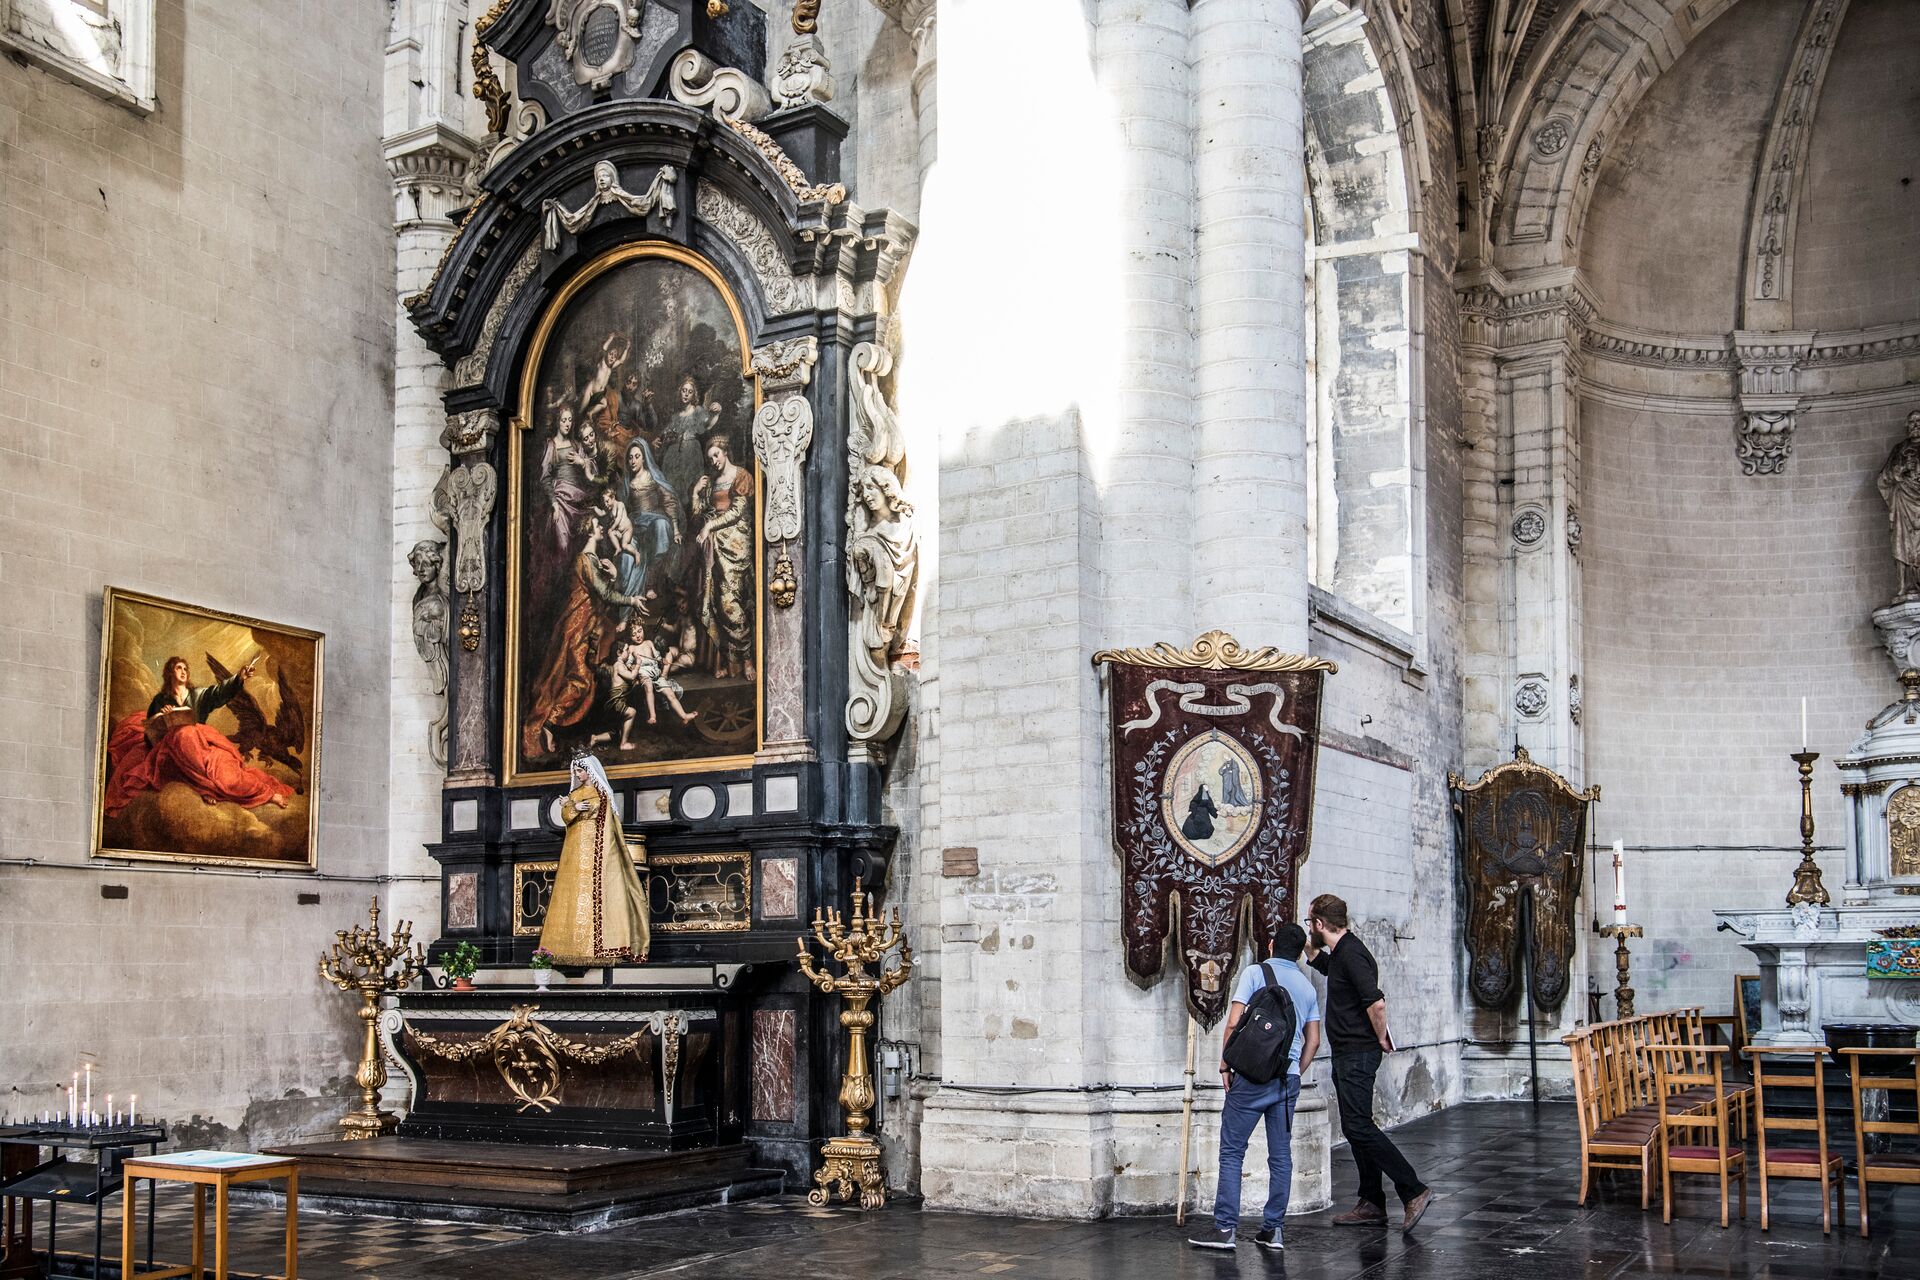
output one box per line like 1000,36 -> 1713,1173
206,654 -> 307,789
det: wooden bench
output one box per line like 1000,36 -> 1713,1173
1565,1009 -> 1752,1208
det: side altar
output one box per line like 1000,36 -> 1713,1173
301,0 -> 923,1212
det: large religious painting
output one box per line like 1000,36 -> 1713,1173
1448,748 -> 1597,1012
507,244 -> 761,783
92,588 -> 323,869
1095,631 -> 1334,1026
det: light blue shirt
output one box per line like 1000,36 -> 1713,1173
1230,958 -> 1322,1077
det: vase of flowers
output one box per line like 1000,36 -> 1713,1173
530,947 -> 556,989
444,941 -> 482,991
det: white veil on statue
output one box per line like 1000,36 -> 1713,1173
570,751 -> 617,805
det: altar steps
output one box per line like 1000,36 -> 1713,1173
253,1138 -> 786,1231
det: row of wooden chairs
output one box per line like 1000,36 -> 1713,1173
1571,1011 -> 1920,1235
1565,1010 -> 1754,1217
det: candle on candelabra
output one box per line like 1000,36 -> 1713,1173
1802,697 -> 1808,752
1611,839 -> 1627,926
83,1063 -> 91,1120
130,1095 -> 137,1125
106,1094 -> 113,1127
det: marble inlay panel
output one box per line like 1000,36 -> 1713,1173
761,857 -> 799,919
446,872 -> 479,930
751,1007 -> 796,1123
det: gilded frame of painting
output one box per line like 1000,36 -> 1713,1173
91,586 -> 325,870
503,241 -> 765,786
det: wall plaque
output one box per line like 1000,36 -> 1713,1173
1094,631 -> 1334,1026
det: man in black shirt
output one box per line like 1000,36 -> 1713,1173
1304,893 -> 1432,1233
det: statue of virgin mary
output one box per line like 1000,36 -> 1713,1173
538,753 -> 650,965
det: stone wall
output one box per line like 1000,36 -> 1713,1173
0,0 -> 394,1141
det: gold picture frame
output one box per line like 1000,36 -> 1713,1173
92,587 -> 324,869
504,241 -> 765,786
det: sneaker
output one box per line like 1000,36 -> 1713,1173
1331,1199 -> 1389,1226
1187,1225 -> 1236,1251
1253,1228 -> 1283,1251
1401,1189 -> 1434,1234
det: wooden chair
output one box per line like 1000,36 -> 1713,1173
1646,1043 -> 1746,1227
1567,1024 -> 1662,1208
1839,1046 -> 1920,1238
1744,1045 -> 1843,1233
1678,1007 -> 1752,1138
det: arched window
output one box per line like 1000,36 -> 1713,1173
1302,0 -> 1423,643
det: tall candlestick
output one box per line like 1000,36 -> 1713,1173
1611,838 -> 1627,926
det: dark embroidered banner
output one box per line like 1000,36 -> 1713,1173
1094,632 -> 1333,1027
1448,748 -> 1598,1012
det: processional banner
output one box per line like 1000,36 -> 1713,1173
1094,631 -> 1334,1027
1448,748 -> 1598,1012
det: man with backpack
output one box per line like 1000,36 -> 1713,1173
1188,922 -> 1322,1252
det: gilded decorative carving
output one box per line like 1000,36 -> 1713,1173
1091,629 -> 1340,674
723,116 -> 847,206
845,342 -> 918,746
542,162 -> 676,250
1448,748 -> 1599,1011
667,49 -> 772,121
751,337 -> 818,545
404,1005 -> 684,1115
319,898 -> 428,1139
458,597 -> 482,653
694,182 -> 808,315
791,0 -> 820,34
441,408 -> 500,459
1891,785 -> 1920,880
768,546 -> 797,609
471,0 -> 514,134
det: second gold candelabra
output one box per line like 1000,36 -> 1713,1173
320,897 -> 427,1140
796,889 -> 912,1209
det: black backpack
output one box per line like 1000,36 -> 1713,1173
1221,961 -> 1298,1085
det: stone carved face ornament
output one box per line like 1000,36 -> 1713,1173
548,0 -> 644,92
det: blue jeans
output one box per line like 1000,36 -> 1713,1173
1213,1072 -> 1300,1233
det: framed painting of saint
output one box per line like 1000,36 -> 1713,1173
92,588 -> 324,869
506,243 -> 762,784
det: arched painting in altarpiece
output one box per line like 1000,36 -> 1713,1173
506,244 -> 763,785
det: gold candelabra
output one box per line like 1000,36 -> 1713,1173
796,889 -> 912,1209
1785,750 -> 1831,907
319,897 -> 427,1140
1598,924 -> 1643,1018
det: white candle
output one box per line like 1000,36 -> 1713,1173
69,1076 -> 77,1126
1802,698 -> 1809,752
106,1095 -> 113,1127
83,1065 -> 91,1122
130,1095 -> 137,1125
1612,838 -> 1628,926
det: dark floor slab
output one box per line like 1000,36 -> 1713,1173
23,1102 -> 1920,1279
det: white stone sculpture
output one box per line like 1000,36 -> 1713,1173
845,341 -> 916,745
772,33 -> 835,109
750,337 -> 818,544
409,540 -> 451,767
549,0 -> 643,91
542,161 -> 676,250
1879,410 -> 1920,602
439,462 -> 498,596
667,48 -> 772,121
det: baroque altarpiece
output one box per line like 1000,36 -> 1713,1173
393,0 -> 915,1188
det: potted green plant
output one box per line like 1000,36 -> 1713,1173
444,941 -> 482,991
529,947 -> 556,989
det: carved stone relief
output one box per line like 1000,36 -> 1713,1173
1878,411 -> 1920,602
454,242 -> 542,386
549,0 -> 644,91
1565,505 -> 1582,554
1734,331 -> 1815,476
442,408 -> 501,459
750,337 -> 818,545
542,161 -> 676,250
1514,677 -> 1550,722
667,48 -> 771,121
845,342 -> 917,746
409,540 -> 452,767
1532,119 -> 1570,157
694,181 -> 808,315
439,462 -> 499,597
772,33 -> 835,108
1511,506 -> 1546,548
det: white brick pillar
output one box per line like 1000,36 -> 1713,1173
383,0 -> 481,931
1191,0 -> 1309,652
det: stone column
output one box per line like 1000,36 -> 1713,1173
1190,0 -> 1308,652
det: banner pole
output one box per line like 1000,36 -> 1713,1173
1175,1013 -> 1199,1225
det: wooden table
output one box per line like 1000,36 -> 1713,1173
120,1153 -> 297,1280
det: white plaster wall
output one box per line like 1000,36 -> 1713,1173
1582,394 -> 1899,1016
0,0 -> 395,1142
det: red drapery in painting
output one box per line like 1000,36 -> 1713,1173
1096,632 -> 1334,1027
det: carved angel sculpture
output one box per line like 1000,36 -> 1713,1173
542,162 -> 678,251
409,539 -> 451,767
846,465 -> 919,741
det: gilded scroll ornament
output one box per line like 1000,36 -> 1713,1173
404,1004 -> 679,1114
1892,785 -> 1920,879
1091,630 -> 1339,675
791,0 -> 820,33
1448,747 -> 1600,1011
471,0 -> 514,134
723,116 -> 847,206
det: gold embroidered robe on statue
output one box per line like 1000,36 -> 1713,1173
538,782 -> 650,964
